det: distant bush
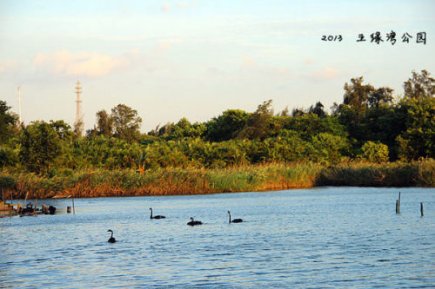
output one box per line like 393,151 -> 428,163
361,141 -> 389,163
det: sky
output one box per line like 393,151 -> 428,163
0,0 -> 434,132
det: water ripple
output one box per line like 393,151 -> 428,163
1,187 -> 434,288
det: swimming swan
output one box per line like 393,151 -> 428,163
187,217 -> 202,226
107,229 -> 116,243
228,210 -> 243,223
149,208 -> 166,219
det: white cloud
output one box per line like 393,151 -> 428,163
241,56 -> 256,69
304,58 -> 314,65
161,3 -> 171,13
33,50 -> 127,78
0,60 -> 17,74
307,67 -> 340,80
162,1 -> 197,13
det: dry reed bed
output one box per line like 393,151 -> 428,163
1,160 -> 433,199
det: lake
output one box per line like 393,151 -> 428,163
1,187 -> 434,288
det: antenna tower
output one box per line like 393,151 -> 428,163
74,81 -> 84,136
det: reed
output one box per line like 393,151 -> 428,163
1,159 -> 433,199
316,159 -> 435,187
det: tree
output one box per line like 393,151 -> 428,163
96,110 -> 113,137
343,77 -> 374,113
403,70 -> 435,99
310,133 -> 349,165
0,146 -> 18,168
291,108 -> 305,117
73,119 -> 84,138
361,141 -> 389,163
336,77 -> 396,149
368,87 -> 394,108
308,101 -> 326,118
50,120 -> 73,140
395,97 -> 435,160
238,100 -> 274,139
0,175 -> 16,200
111,104 -> 142,142
280,106 -> 290,117
205,109 -> 249,141
283,113 -> 347,141
0,100 -> 18,144
269,130 -> 310,162
19,121 -> 61,174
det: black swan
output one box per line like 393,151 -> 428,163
187,217 -> 202,226
149,208 -> 166,219
107,229 -> 116,243
228,210 -> 243,223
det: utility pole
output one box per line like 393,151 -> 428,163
17,86 -> 22,124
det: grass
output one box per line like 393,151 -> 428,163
0,159 -> 433,199
315,159 -> 435,187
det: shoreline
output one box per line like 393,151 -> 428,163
1,160 -> 433,200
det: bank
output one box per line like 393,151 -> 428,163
1,160 -> 434,199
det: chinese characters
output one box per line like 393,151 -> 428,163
322,31 -> 427,44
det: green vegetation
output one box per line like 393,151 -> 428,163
0,70 -> 434,198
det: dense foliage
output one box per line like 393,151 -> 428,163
0,70 -> 434,177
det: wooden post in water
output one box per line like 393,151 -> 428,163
420,202 -> 424,217
72,194 -> 75,215
395,192 -> 401,214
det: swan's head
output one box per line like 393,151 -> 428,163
149,208 -> 152,210
190,217 -> 194,221
107,229 -> 113,233
227,210 -> 231,214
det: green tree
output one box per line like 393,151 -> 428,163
283,113 -> 347,141
309,133 -> 349,165
0,100 -> 18,144
205,109 -> 249,141
0,146 -> 18,167
403,70 -> 435,99
19,121 -> 62,174
361,141 -> 389,163
396,96 -> 435,160
238,100 -> 274,139
336,77 -> 397,152
0,175 -> 16,200
291,108 -> 305,117
335,77 -> 375,143
308,101 -> 326,118
111,104 -> 142,142
343,77 -> 374,113
96,110 -> 113,137
363,105 -> 405,159
368,87 -> 394,108
155,118 -> 206,140
269,130 -> 311,162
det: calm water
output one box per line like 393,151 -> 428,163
1,187 -> 434,288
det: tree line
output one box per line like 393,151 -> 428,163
0,70 -> 434,176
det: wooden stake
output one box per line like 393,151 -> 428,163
72,194 -> 75,215
396,192 -> 401,214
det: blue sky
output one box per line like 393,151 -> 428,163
0,0 -> 434,131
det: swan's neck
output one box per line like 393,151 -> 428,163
150,209 -> 153,218
110,232 -> 113,238
228,213 -> 231,223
